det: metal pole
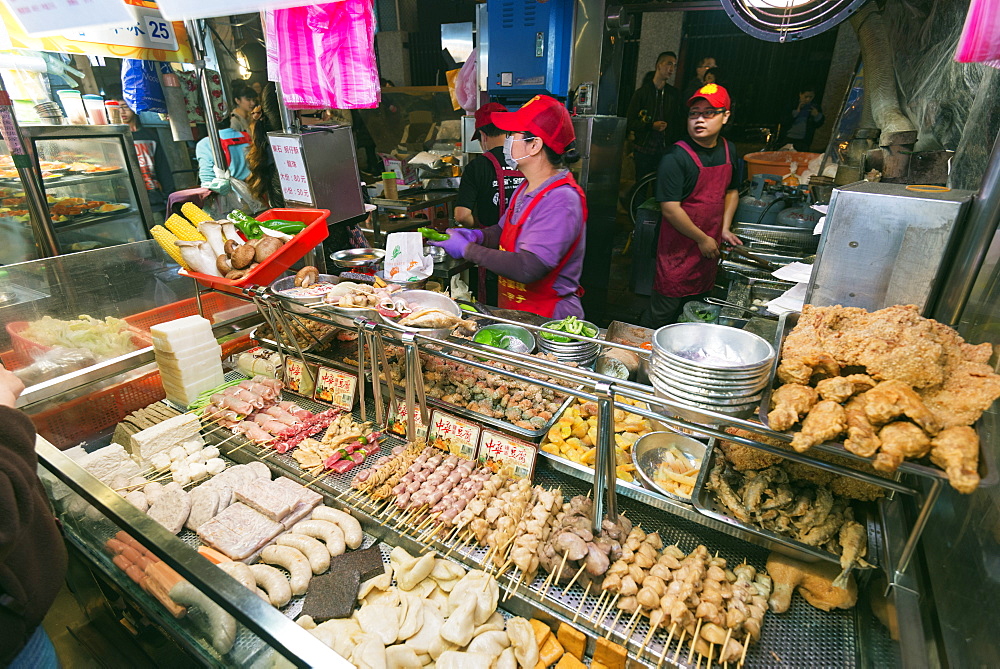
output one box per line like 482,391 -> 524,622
932,126 -> 1000,325
0,72 -> 59,256
275,80 -> 295,134
186,19 -> 226,171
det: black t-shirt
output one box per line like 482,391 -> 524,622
655,139 -> 739,203
455,146 -> 525,226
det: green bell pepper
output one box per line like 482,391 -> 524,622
417,227 -> 450,241
227,210 -> 262,238
260,219 -> 306,234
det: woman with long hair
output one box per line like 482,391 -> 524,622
246,83 -> 285,209
228,80 -> 258,133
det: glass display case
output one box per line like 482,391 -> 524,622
0,125 -> 154,263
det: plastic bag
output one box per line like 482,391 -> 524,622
455,49 -> 479,113
121,59 -> 167,114
274,0 -> 380,109
679,301 -> 721,323
955,0 -> 1000,68
13,346 -> 97,386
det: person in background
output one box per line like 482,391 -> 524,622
431,95 -> 587,319
195,116 -> 250,187
781,86 -> 825,152
683,56 -> 718,100
453,102 -> 526,305
703,67 -> 723,86
644,84 -> 741,327
227,80 -> 258,133
627,51 -> 682,180
246,83 -> 285,209
115,97 -> 174,221
0,364 -> 68,669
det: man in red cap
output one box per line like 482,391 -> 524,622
431,95 -> 587,318
454,102 -> 526,229
643,83 -> 742,327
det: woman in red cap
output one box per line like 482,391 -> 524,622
431,95 -> 587,319
644,83 -> 742,327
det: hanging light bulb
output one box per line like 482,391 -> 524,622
236,49 -> 251,80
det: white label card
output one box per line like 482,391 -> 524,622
269,135 -> 312,204
6,0 -> 136,37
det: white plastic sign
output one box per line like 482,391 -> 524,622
65,8 -> 178,51
4,0 -> 135,37
155,0 -> 325,21
269,135 -> 313,204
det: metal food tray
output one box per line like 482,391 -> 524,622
691,443 -> 881,567
252,328 -> 360,372
759,312 -> 999,487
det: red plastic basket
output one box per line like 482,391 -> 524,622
123,293 -> 250,333
179,208 -> 330,295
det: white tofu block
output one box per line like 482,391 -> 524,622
150,315 -> 213,341
79,444 -> 142,484
161,368 -> 225,407
129,413 -> 201,465
159,360 -> 224,386
155,351 -> 223,379
154,339 -> 222,361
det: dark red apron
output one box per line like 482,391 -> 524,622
482,150 -> 524,220
497,174 -> 587,317
220,132 -> 250,168
653,140 -> 731,297
478,152 -> 524,300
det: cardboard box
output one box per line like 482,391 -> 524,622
379,152 -> 419,185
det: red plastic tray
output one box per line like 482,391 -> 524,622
179,208 -> 330,295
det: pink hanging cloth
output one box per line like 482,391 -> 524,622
274,0 -> 381,109
955,0 -> 1000,69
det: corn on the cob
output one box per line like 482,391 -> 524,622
150,225 -> 190,268
181,202 -> 214,225
164,213 -> 205,241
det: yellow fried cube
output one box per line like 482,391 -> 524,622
571,422 -> 588,439
542,443 -> 560,455
581,448 -> 597,465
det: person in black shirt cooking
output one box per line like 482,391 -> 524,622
454,103 -> 525,303
642,84 -> 742,327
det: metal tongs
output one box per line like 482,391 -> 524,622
723,243 -> 778,271
401,332 -> 430,441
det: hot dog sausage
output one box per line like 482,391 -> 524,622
260,545 -> 311,596
249,564 -> 292,608
276,533 -> 330,574
310,507 -> 363,550
291,519 -> 346,557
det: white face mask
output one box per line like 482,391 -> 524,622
503,135 -> 531,169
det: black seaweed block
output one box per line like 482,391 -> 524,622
329,543 -> 385,583
301,569 -> 360,621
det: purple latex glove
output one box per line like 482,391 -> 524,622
429,228 -> 484,259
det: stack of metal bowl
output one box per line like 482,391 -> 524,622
535,319 -> 601,367
649,322 -> 774,424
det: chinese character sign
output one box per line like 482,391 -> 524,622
476,430 -> 536,480
388,401 -> 427,440
428,410 -> 480,458
314,366 -> 356,410
269,135 -> 313,204
283,358 -> 315,396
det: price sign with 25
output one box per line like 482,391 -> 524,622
144,16 -> 176,46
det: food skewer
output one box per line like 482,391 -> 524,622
606,607 -> 625,639
572,582 -> 592,623
738,633 -> 751,667
656,628 -> 674,669
623,607 -> 643,642
687,619 -> 703,665
591,590 -> 608,623
561,565 -> 585,597
672,630 -> 687,664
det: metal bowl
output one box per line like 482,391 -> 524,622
652,385 -> 759,425
648,365 -> 771,391
376,270 -> 429,291
647,364 -> 770,392
269,274 -> 343,314
474,324 -> 536,354
378,289 -> 463,339
649,356 -> 771,384
632,431 -> 706,501
425,245 -> 447,262
652,376 -> 764,406
331,247 -> 385,268
536,319 -> 600,350
652,322 -> 775,372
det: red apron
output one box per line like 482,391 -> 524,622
482,150 -> 524,220
220,132 -> 250,168
497,174 -> 588,317
653,140 -> 732,297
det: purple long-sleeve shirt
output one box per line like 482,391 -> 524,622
464,170 -> 586,318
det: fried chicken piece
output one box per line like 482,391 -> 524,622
766,552 -> 857,613
930,426 -> 980,494
864,380 -> 941,435
718,428 -> 785,471
707,457 -> 752,524
777,353 -> 842,386
834,516 -> 870,589
844,394 -> 880,458
873,422 -> 931,473
791,400 -> 847,452
918,360 -> 1000,430
815,374 -> 876,403
768,383 -> 819,431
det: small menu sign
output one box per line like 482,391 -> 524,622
428,410 -> 480,458
283,358 -> 316,396
477,430 -> 537,480
388,401 -> 427,440
314,366 -> 357,410
269,135 -> 312,204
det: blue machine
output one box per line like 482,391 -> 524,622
485,0 -> 575,103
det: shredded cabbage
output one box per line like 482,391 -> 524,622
22,315 -> 140,360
